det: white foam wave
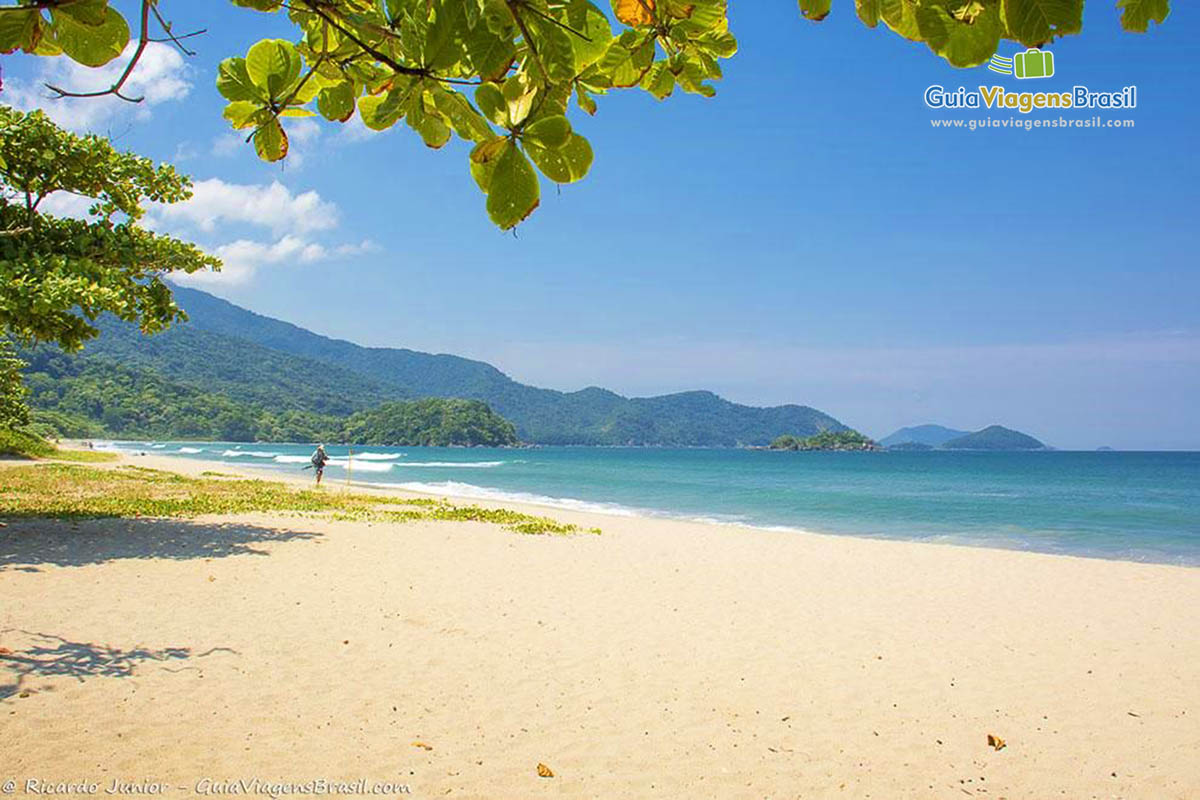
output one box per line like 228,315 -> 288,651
177,447 -> 204,454
391,461 -> 504,468
273,455 -> 312,464
151,444 -> 167,449
223,450 -> 279,458
372,481 -> 646,516
328,459 -> 393,472
353,453 -> 403,461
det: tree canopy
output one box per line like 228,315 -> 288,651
0,0 -> 1172,229
0,106 -> 218,350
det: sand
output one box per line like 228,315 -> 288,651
2,452 -> 1198,799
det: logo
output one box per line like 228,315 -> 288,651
988,48 -> 1055,79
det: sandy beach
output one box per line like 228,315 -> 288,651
2,451 -> 1198,799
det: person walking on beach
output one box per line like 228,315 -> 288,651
310,444 -> 329,485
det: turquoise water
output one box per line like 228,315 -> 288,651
106,442 -> 1200,566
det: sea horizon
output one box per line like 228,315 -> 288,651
99,441 -> 1200,567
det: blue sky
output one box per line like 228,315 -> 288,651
3,2 -> 1197,449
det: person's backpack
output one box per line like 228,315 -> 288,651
311,450 -> 324,467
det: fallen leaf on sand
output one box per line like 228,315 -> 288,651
0,647 -> 12,655
987,734 -> 1006,751
412,742 -> 433,751
536,763 -> 554,778
208,576 -> 216,582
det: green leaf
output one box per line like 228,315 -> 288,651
916,2 -> 1003,66
217,58 -> 265,103
487,143 -> 540,230
253,119 -> 288,161
575,83 -> 598,115
640,61 -> 675,99
878,0 -> 921,40
432,88 -> 495,142
1116,0 -> 1169,32
357,81 -> 415,130
223,101 -> 265,129
475,83 -> 509,127
525,133 -> 593,184
523,115 -> 572,149
502,73 -> 537,126
0,9 -> 38,54
246,39 -> 302,100
55,0 -> 110,27
464,22 -> 517,80
856,0 -> 881,27
51,6 -> 130,67
570,1 -> 615,69
407,98 -> 452,148
1001,0 -> 1082,46
317,82 -> 357,122
529,14 -> 577,83
798,0 -> 833,22
598,38 -> 655,87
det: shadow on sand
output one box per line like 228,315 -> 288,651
0,517 -> 322,572
0,630 -> 236,700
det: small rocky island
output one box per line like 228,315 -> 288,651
769,430 -> 880,451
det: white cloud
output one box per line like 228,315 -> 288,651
172,235 -> 328,286
146,179 -> 373,286
210,132 -> 244,157
150,178 -> 339,235
2,41 -> 191,132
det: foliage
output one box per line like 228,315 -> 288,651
21,344 -> 522,445
0,426 -> 52,457
26,407 -> 105,439
342,397 -> 519,446
770,429 -> 877,451
0,107 -> 218,350
0,462 -> 598,535
0,1 -> 1170,230
0,336 -> 29,429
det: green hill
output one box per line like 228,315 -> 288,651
58,286 -> 846,446
941,425 -> 1047,451
343,399 -> 517,447
879,424 -> 969,448
20,350 -> 516,446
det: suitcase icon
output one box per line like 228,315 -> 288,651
1013,48 -> 1055,79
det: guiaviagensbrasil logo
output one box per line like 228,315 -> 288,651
988,48 -> 1055,79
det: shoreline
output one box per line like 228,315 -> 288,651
3,450 -> 1199,797
96,446 -> 1200,569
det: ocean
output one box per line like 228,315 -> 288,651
101,442 -> 1200,566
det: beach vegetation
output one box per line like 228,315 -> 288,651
0,1 -> 1168,229
0,107 -> 218,351
0,463 -> 597,535
1,337 -> 30,430
0,426 -> 54,458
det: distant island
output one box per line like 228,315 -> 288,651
880,423 -> 1047,451
769,430 -> 879,451
878,424 -> 968,449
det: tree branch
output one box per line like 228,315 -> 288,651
44,0 -> 154,103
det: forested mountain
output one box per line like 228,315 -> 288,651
42,286 -> 846,446
21,349 -> 517,445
